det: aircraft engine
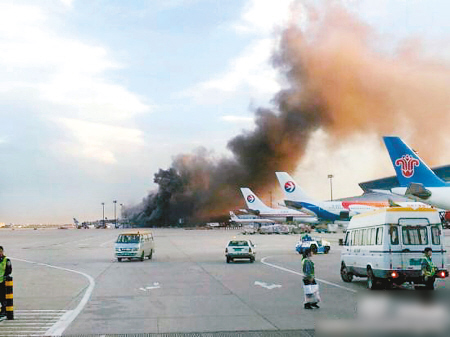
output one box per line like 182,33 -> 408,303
340,210 -> 350,220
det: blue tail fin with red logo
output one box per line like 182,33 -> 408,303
383,136 -> 446,187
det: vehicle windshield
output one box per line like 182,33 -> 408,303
117,234 -> 140,244
228,240 -> 249,247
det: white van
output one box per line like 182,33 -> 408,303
340,207 -> 448,289
115,231 -> 155,262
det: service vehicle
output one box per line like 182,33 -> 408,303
115,231 -> 155,262
225,239 -> 256,263
242,225 -> 257,235
340,207 -> 449,289
295,234 -> 331,254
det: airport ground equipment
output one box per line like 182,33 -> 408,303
5,275 -> 13,320
340,207 -> 449,290
295,235 -> 330,254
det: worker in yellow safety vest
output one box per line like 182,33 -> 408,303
0,246 -> 12,317
421,247 -> 437,289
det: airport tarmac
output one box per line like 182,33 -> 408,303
0,228 -> 449,336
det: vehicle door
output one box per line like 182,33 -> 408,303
388,224 -> 401,270
430,224 -> 446,269
398,218 -> 430,272
139,235 -> 145,255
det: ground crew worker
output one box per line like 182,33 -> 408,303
0,246 -> 12,317
421,247 -> 436,289
302,248 -> 319,309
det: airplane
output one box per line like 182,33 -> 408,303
240,188 -> 318,223
274,172 -> 395,222
73,218 -> 89,229
383,136 -> 450,210
229,211 -> 276,224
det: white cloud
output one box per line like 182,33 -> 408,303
221,115 -> 254,124
0,2 -> 151,162
59,0 -> 75,7
233,0 -> 295,35
182,38 -> 280,104
53,117 -> 145,164
181,0 -> 299,106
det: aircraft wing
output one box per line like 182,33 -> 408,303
229,217 -> 275,224
283,200 -> 318,217
229,211 -> 275,224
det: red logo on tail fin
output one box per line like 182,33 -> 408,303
395,155 -> 419,178
284,181 -> 296,193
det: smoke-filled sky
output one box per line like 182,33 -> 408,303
2,0 -> 450,224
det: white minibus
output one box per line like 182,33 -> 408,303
340,207 -> 448,289
115,231 -> 155,262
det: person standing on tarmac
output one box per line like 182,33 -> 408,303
302,248 -> 320,309
0,246 -> 12,317
421,247 -> 437,289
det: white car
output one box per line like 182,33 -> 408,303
225,239 -> 256,263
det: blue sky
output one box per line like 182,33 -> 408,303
1,0 -> 450,224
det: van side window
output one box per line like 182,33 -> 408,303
390,226 -> 399,245
431,225 -> 441,245
376,227 -> 383,245
369,228 -> 376,245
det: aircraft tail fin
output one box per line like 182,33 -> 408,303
240,188 -> 273,212
383,136 -> 446,187
388,199 -> 401,207
275,172 -> 315,202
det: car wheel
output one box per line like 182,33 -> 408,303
117,258 -> 122,262
310,245 -> 318,254
340,263 -> 353,283
140,251 -> 145,262
226,256 -> 231,263
148,249 -> 153,260
324,247 -> 330,254
367,267 -> 380,290
250,257 -> 255,263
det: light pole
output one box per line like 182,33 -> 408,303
327,174 -> 334,201
101,202 -> 105,227
113,200 -> 117,228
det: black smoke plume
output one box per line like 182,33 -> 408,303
126,3 -> 450,226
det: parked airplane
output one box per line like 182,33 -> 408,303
229,211 -> 276,224
73,218 -> 90,229
383,136 -> 450,210
275,172 -> 395,221
240,188 -> 318,223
